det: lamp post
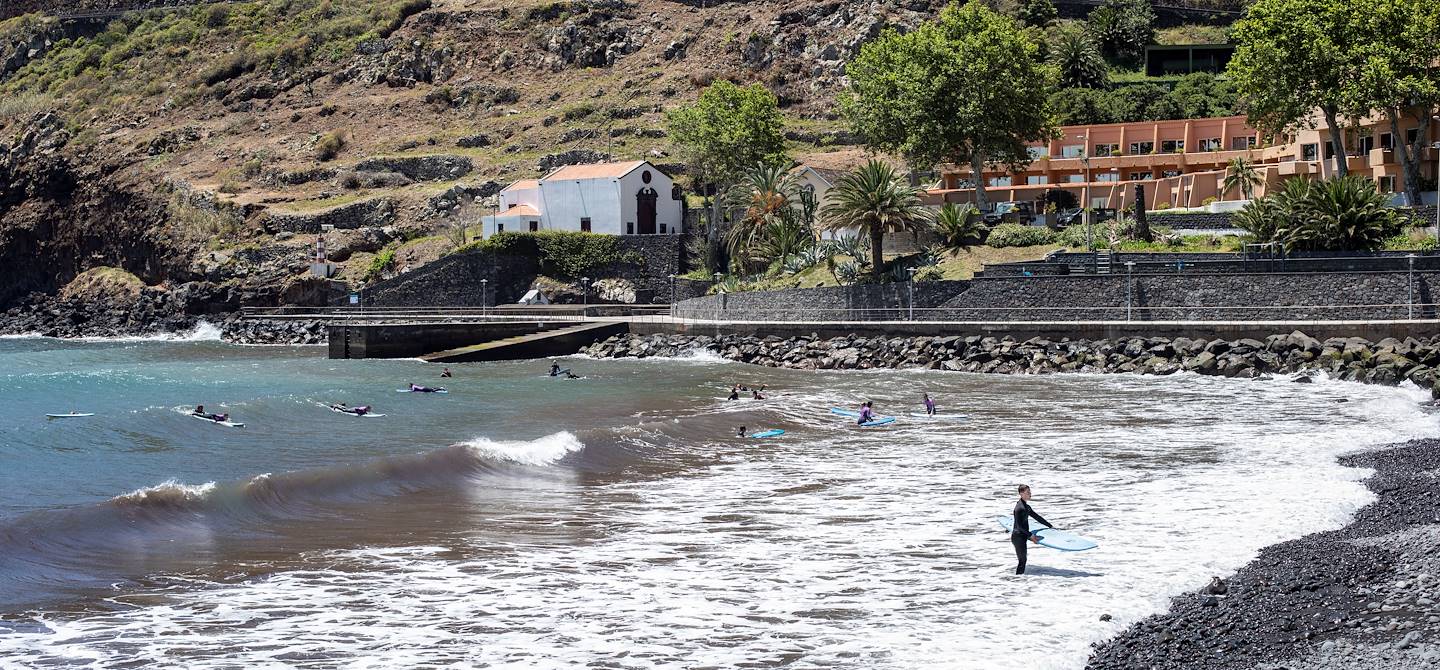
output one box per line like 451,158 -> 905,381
581,276 -> 590,308
1075,135 -> 1093,259
1432,120 -> 1440,246
480,279 -> 488,317
1125,261 -> 1136,321
907,266 -> 919,321
1408,253 -> 1416,319
668,274 -> 677,318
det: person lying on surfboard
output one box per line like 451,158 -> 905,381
1011,484 -> 1054,575
409,383 -> 444,393
330,403 -> 371,416
191,405 -> 228,422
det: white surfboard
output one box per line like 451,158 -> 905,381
998,517 -> 1098,551
190,414 -> 244,428
46,413 -> 94,418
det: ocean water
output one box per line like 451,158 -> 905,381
0,337 -> 1433,668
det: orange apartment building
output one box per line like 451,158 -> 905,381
928,112 -> 1440,213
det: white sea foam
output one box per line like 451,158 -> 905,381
111,480 -> 217,505
1,373 -> 1434,669
461,431 -> 584,466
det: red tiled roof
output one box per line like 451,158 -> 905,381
495,204 -> 541,217
543,160 -> 649,181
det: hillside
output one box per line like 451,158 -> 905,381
0,0 -> 949,327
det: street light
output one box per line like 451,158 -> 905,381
907,266 -> 919,321
480,279 -> 488,316
668,273 -> 677,318
1408,254 -> 1416,319
1075,135 -> 1093,258
581,276 -> 590,308
1432,116 -> 1439,247
1125,261 -> 1136,321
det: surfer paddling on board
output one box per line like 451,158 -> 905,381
923,393 -> 936,415
1011,484 -> 1054,575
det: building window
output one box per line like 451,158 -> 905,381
1066,174 -> 1084,183
1096,172 -> 1119,183
659,224 -> 668,234
1162,170 -> 1182,179
580,217 -> 591,232
988,176 -> 1013,187
1199,138 -> 1223,151
528,220 -> 539,232
1027,146 -> 1050,159
1130,171 -> 1153,181
506,203 -> 517,209
1301,143 -> 1319,161
1379,176 -> 1396,193
1380,133 -> 1394,150
1160,140 -> 1185,153
1231,136 -> 1257,150
497,223 -> 504,233
1129,141 -> 1154,155
1026,175 -> 1049,185
1406,128 -> 1421,145
1061,144 -> 1084,158
1357,135 -> 1374,154
1093,143 -> 1120,157
626,222 -> 634,234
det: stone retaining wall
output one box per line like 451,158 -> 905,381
1148,211 -> 1235,229
265,198 -> 395,233
353,155 -> 471,182
675,271 -> 1440,321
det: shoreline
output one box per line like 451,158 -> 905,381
1086,437 -> 1440,669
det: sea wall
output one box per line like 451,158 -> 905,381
584,330 -> 1440,392
675,271 -> 1440,321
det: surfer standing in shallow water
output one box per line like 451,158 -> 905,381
1011,484 -> 1053,575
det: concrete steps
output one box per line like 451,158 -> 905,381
420,322 -> 628,363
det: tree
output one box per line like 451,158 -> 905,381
1229,0 -> 1363,177
721,162 -> 802,272
1086,0 -> 1154,67
818,160 -> 934,281
934,202 -> 988,252
1050,25 -> 1108,89
666,81 -> 789,270
844,1 -> 1055,212
1345,0 -> 1440,206
1018,0 -> 1057,28
1222,157 -> 1262,200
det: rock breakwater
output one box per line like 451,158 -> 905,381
583,331 -> 1440,394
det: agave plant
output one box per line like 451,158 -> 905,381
1279,176 -> 1400,252
750,216 -> 815,268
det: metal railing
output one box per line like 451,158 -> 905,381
658,303 -> 1440,324
240,306 -> 589,324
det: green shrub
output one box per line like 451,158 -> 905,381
366,246 -> 396,281
314,130 -> 346,161
934,203 -> 987,252
451,231 -> 642,279
986,223 -> 1057,248
1237,176 -> 1401,252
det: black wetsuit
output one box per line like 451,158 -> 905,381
1011,499 -> 1052,575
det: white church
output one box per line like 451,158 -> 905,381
482,160 -> 685,237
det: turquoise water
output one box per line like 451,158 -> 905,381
0,336 -> 1434,668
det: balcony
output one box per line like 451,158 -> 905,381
1369,148 -> 1395,169
1277,161 -> 1313,176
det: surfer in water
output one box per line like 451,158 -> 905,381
923,393 -> 936,415
752,389 -> 766,400
728,386 -> 741,401
1011,484 -> 1053,575
409,383 -> 443,393
857,401 -> 874,425
737,426 -> 747,437
549,361 -> 562,377
191,405 -> 228,422
441,368 -> 453,378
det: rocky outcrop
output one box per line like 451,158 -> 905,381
541,8 -> 647,70
536,149 -> 611,173
584,331 -> 1440,393
265,198 -> 395,233
353,154 -> 471,182
219,316 -> 326,345
423,181 -> 503,219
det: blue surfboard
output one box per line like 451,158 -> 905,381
998,517 -> 1098,552
830,407 -> 895,427
749,429 -> 785,439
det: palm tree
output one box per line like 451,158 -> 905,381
1222,157 -> 1262,201
933,202 -> 987,253
722,162 -> 800,272
818,160 -> 934,281
1050,25 -> 1108,89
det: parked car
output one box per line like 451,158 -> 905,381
983,201 -> 1037,225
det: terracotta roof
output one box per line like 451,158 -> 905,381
494,204 -> 541,217
543,160 -> 650,181
502,179 -> 539,192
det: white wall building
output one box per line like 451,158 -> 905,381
792,165 -> 859,242
482,161 -> 684,237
